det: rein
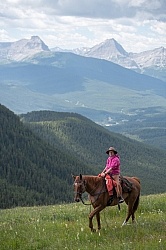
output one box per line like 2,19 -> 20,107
78,178 -> 106,206
80,196 -> 91,206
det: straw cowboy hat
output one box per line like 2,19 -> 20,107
106,147 -> 117,155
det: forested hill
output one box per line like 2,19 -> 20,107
1,105 -> 166,209
0,105 -> 96,208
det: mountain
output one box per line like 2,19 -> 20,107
75,38 -> 166,82
82,38 -> 138,69
0,51 -> 165,118
130,47 -> 166,82
1,104 -> 166,208
0,36 -> 50,62
130,47 -> 166,69
46,37 -> 166,82
0,50 -> 166,149
0,37 -> 166,150
1,36 -> 166,81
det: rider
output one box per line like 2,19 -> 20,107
100,147 -> 124,203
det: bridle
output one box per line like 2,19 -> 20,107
74,178 -> 86,200
74,175 -> 106,206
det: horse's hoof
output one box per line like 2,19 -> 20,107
91,228 -> 96,232
122,221 -> 127,226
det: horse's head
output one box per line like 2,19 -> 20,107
72,174 -> 86,202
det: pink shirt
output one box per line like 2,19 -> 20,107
105,155 -> 120,175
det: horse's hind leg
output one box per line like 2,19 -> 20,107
132,213 -> 135,223
122,198 -> 135,226
122,194 -> 140,226
132,195 -> 140,223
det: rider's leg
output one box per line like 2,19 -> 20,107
112,175 -> 124,203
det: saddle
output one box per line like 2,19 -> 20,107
120,176 -> 132,193
105,175 -> 132,206
105,175 -> 132,195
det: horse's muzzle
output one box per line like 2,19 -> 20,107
74,198 -> 80,202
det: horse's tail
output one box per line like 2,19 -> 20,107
132,177 -> 140,184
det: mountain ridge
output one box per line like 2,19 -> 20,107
1,36 -> 166,81
76,39 -> 166,82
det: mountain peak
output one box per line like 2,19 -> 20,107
131,46 -> 166,69
83,38 -> 139,68
31,35 -> 41,40
84,38 -> 129,60
102,38 -> 119,45
100,38 -> 128,55
0,36 -> 50,62
26,36 -> 50,51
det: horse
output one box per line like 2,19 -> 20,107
72,174 -> 140,232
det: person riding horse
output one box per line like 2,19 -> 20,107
100,146 -> 124,203
73,173 -> 140,231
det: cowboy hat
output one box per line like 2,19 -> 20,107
106,147 -> 117,154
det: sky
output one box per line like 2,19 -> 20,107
0,0 -> 166,53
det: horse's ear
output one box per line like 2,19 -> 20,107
80,174 -> 82,180
71,174 -> 76,180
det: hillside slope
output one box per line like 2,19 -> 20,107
0,193 -> 166,250
1,105 -> 166,208
20,110 -> 166,195
0,105 -> 95,208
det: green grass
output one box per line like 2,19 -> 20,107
0,194 -> 165,250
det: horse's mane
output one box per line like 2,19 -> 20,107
83,175 -> 100,180
83,175 -> 102,184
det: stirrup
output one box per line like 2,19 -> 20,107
107,195 -> 114,206
118,197 -> 124,204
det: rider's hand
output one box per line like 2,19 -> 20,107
100,172 -> 105,177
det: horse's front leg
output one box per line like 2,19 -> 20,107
89,205 -> 104,232
96,212 -> 101,230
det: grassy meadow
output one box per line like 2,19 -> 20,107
0,193 -> 165,250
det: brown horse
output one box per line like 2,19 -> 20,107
73,174 -> 140,232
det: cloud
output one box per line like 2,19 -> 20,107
0,0 -> 165,52
1,0 -> 166,20
42,0 -> 166,21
